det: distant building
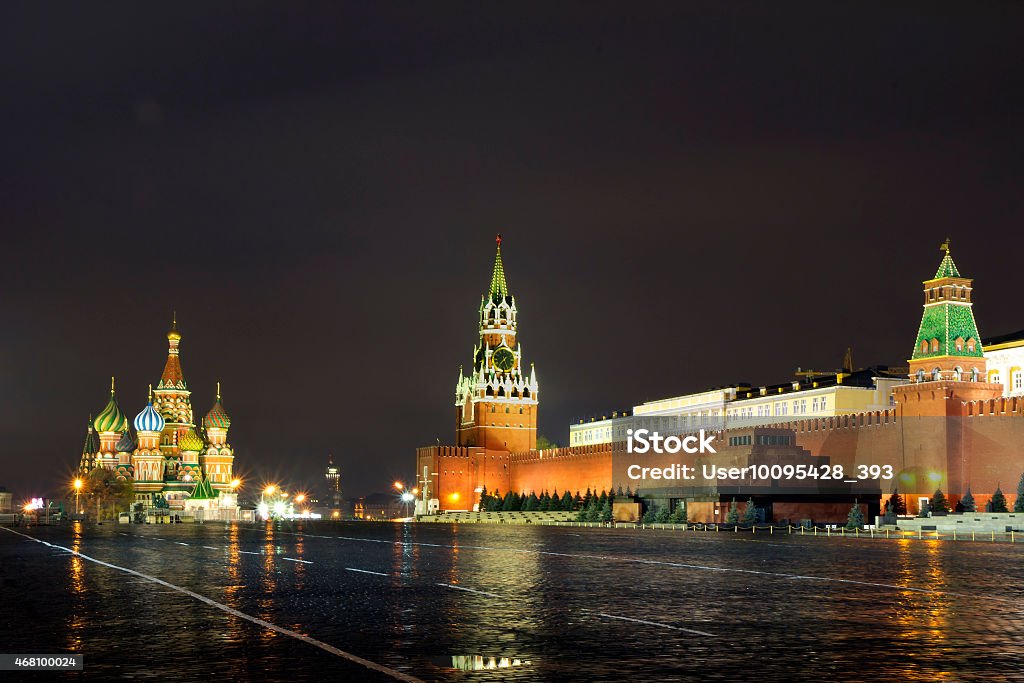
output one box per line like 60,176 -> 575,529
982,329 -> 1024,396
324,457 -> 342,508
351,493 -> 403,520
0,488 -> 12,514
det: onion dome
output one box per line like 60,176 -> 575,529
134,385 -> 166,433
167,311 -> 181,341
203,383 -> 231,429
179,428 -> 205,453
115,427 -> 136,453
82,415 -> 99,455
94,377 -> 129,433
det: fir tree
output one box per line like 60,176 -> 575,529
655,508 -> 671,523
584,498 -> 599,522
991,486 -> 1009,512
625,486 -> 633,498
598,490 -> 608,508
641,508 -> 656,524
846,504 -> 864,530
888,488 -> 906,516
1015,473 -> 1024,513
961,486 -> 976,512
582,488 -> 593,509
524,492 -> 539,511
550,489 -> 561,511
478,486 -> 489,511
488,490 -> 502,512
574,491 -> 583,510
599,498 -> 613,523
725,498 -> 739,524
617,484 -> 624,496
501,491 -> 516,511
670,503 -> 687,524
742,498 -> 758,524
931,489 -> 950,514
560,490 -> 574,511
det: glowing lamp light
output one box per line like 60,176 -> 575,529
449,492 -> 460,502
257,502 -> 269,520
295,494 -> 306,503
264,485 -> 277,496
73,478 -> 83,491
394,481 -> 404,490
230,478 -> 241,489
928,471 -> 942,482
401,492 -> 414,502
411,488 -> 419,495
273,501 -> 286,515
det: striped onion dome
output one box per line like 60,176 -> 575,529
133,386 -> 165,433
115,428 -> 136,453
94,378 -> 128,433
179,428 -> 204,453
203,383 -> 231,429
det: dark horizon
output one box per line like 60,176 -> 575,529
3,3 -> 1024,500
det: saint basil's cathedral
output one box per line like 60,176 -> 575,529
78,316 -> 237,511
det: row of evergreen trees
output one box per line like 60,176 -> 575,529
884,473 -> 1024,516
477,486 -> 625,513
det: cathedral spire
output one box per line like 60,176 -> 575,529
159,312 -> 186,388
488,233 -> 508,302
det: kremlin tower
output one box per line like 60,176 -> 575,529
454,235 -> 539,451
76,315 -> 238,513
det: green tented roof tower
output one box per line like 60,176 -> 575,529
908,240 -> 987,382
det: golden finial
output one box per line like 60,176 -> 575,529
110,376 -> 116,395
940,237 -> 951,254
168,311 -> 182,341
216,381 -> 221,401
148,383 -> 153,401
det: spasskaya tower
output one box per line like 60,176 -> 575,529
454,235 -> 539,451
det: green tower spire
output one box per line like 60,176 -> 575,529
488,233 -> 509,302
910,241 -> 983,362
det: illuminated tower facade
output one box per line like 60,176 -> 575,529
201,383 -> 235,491
907,242 -> 988,384
153,313 -> 195,455
325,457 -> 342,509
93,378 -> 128,471
454,235 -> 539,452
131,386 -> 166,495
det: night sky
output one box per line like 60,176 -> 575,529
3,3 -> 1023,501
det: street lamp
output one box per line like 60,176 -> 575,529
73,478 -> 83,515
393,481 -> 404,491
230,478 -> 241,490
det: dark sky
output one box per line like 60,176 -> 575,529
2,3 -> 1023,501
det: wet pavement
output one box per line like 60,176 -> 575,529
2,521 -> 1023,681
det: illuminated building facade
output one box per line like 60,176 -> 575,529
78,317 -> 238,511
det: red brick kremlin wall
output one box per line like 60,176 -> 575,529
422,398 -> 1024,513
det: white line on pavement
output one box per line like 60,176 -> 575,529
437,583 -> 503,599
345,567 -> 388,576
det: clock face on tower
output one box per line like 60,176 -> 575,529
492,347 -> 515,372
